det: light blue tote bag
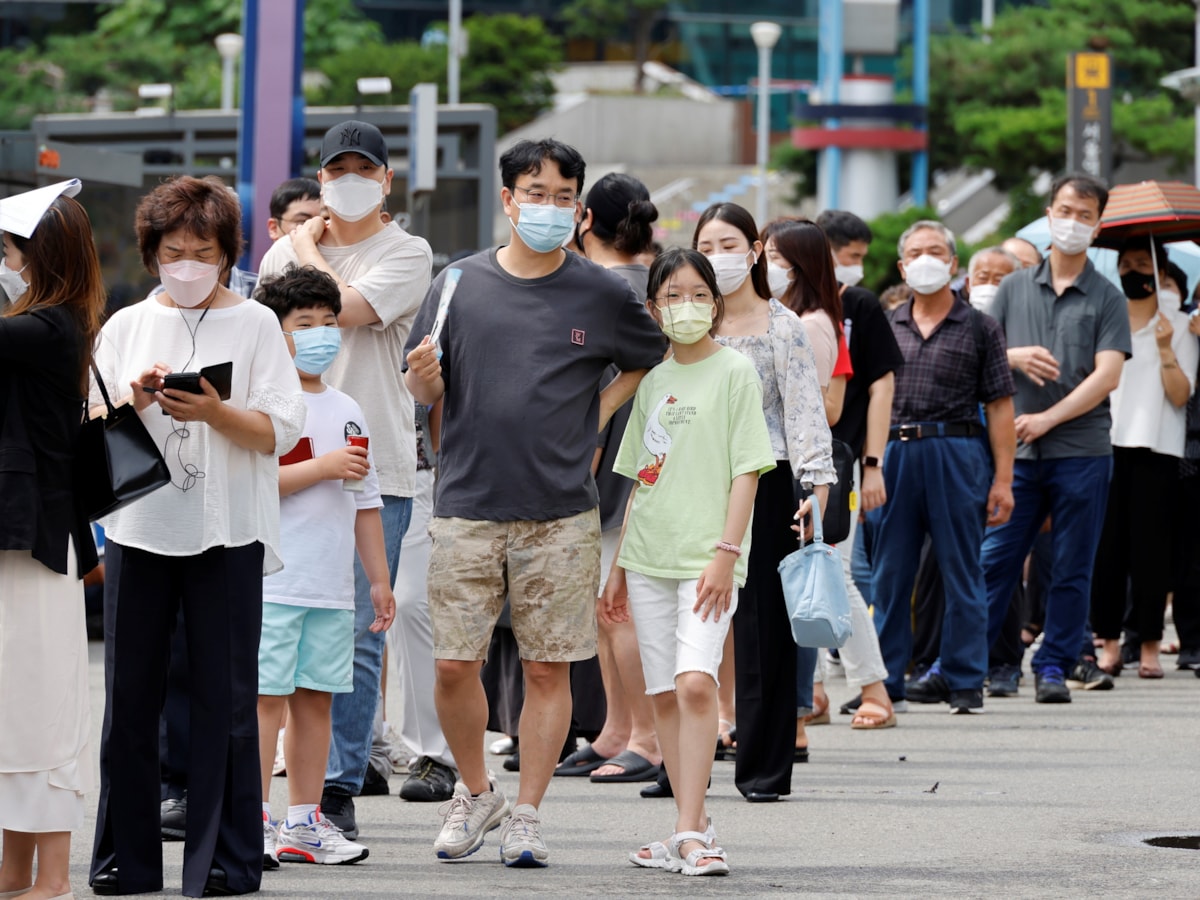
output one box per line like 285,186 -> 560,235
778,493 -> 853,648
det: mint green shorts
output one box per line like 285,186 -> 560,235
258,602 -> 354,695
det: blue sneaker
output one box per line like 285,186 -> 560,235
986,664 -> 1021,697
1034,666 -> 1071,704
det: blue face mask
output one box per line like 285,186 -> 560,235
511,203 -> 576,254
286,325 -> 341,375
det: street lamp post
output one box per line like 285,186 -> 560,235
215,33 -> 244,112
750,21 -> 782,228
448,0 -> 463,105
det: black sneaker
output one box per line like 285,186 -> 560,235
1066,657 -> 1115,691
949,689 -> 984,714
906,668 -> 951,704
399,756 -> 456,802
1034,666 -> 1071,704
359,763 -> 390,796
161,794 -> 186,841
1176,647 -> 1200,670
319,786 -> 358,840
986,664 -> 1020,697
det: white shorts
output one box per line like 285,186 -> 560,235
625,571 -> 737,695
598,528 -> 621,596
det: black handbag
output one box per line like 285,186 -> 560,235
75,364 -> 171,521
819,438 -> 856,545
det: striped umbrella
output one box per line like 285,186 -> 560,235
1094,180 -> 1200,248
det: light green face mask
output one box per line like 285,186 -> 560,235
659,300 -> 714,344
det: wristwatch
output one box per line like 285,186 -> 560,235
862,456 -> 882,469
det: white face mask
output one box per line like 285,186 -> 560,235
322,173 -> 384,222
159,259 -> 221,308
903,254 -> 953,295
968,283 -> 999,312
1048,215 -> 1096,256
1159,288 -> 1182,310
707,251 -> 755,296
0,258 -> 28,303
833,257 -> 864,288
766,262 -> 792,299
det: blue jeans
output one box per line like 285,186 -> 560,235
326,494 -> 412,794
869,436 -> 992,698
794,645 -> 817,714
851,515 -> 875,609
982,456 -> 1112,675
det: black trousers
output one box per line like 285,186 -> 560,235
1171,463 -> 1200,651
733,463 -> 798,798
160,607 -> 190,800
91,541 -> 264,898
1091,447 -> 1177,643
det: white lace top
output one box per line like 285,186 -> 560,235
716,299 -> 835,485
90,295 -> 306,574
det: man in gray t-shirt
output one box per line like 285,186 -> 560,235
980,173 -> 1131,704
404,138 -> 663,867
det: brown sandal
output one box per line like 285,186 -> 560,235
850,698 -> 897,730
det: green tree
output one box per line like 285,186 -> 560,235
560,0 -> 674,93
311,13 -> 561,133
0,0 -> 384,128
921,0 -> 1194,191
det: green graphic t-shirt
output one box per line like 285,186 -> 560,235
614,346 -> 776,586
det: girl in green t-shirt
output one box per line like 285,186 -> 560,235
601,248 -> 776,877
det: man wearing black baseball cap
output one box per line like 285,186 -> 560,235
259,119 -> 433,843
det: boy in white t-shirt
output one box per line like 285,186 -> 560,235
255,265 -> 396,867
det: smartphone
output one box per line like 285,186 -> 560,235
162,372 -> 204,394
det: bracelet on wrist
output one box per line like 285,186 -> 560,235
714,540 -> 742,557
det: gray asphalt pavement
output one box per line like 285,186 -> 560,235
70,635 -> 1200,898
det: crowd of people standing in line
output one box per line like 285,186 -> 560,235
2,120 -> 1198,897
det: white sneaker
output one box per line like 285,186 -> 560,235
263,813 -> 279,870
499,803 -> 549,867
433,778 -> 510,860
276,810 -> 369,865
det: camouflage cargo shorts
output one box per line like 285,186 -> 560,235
427,508 -> 601,662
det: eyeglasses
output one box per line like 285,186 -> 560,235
513,185 -> 579,209
655,290 -> 714,306
276,214 -> 316,228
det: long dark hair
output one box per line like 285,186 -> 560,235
692,202 -> 771,301
5,196 -> 106,392
761,217 -> 842,338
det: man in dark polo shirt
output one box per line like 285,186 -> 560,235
980,173 -> 1131,704
868,220 -> 1016,714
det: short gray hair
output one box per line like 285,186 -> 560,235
968,246 -> 1021,278
897,219 -> 956,259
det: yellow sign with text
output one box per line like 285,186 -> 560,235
1075,53 -> 1110,90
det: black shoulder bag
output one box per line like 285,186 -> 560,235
75,364 -> 171,521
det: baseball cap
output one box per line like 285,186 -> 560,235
320,120 -> 388,168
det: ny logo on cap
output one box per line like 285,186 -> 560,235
340,126 -> 361,148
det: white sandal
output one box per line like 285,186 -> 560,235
671,828 -> 729,876
629,819 -> 716,870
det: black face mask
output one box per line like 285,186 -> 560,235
1121,271 -> 1155,300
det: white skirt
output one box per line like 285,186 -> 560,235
0,545 -> 94,832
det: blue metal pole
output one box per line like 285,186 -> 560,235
911,0 -> 930,208
237,0 -> 305,270
236,0 -> 258,270
819,0 -> 844,211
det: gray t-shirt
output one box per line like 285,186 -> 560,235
990,257 -> 1132,460
405,249 -> 665,521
